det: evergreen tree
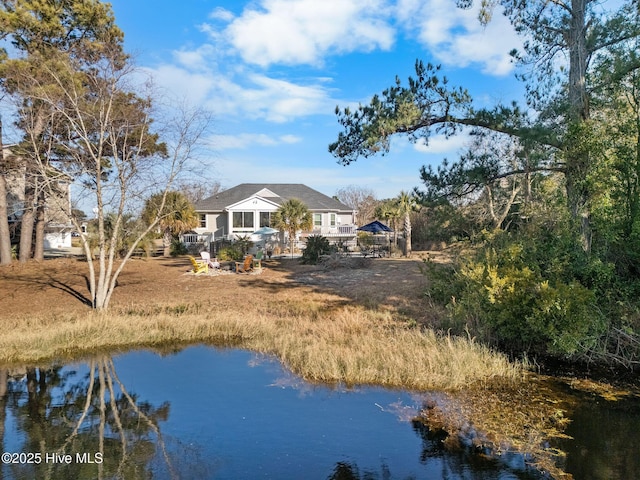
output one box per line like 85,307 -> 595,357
0,0 -> 126,263
329,0 -> 640,251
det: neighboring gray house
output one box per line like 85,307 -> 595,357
189,183 -> 357,250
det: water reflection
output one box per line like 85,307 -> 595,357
1,347 -> 551,480
556,395 -> 640,479
1,358 -> 175,480
327,461 -> 391,479
410,421 -> 543,480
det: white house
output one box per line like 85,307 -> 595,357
4,145 -> 75,249
190,183 -> 358,249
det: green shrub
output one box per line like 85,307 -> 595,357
413,204 -> 472,245
235,235 -> 254,255
427,231 -> 606,357
421,258 -> 462,305
170,239 -> 187,257
302,235 -> 333,264
357,232 -> 375,247
218,245 -> 243,261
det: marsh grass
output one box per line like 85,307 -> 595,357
2,256 -> 581,476
0,298 -> 521,391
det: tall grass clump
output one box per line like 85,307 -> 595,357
0,299 -> 522,391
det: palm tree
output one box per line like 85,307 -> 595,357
374,199 -> 400,246
142,191 -> 198,257
396,191 -> 419,257
271,198 -> 313,257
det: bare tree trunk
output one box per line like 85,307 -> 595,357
392,218 -> 398,246
0,174 -> 10,265
34,190 -> 46,261
18,183 -> 35,263
162,228 -> 172,257
568,0 -> 589,123
487,181 -> 520,230
567,0 -> 592,251
0,120 -> 12,264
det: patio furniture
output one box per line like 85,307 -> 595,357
189,256 -> 208,274
253,250 -> 264,269
200,251 -> 220,269
235,255 -> 254,273
357,221 -> 392,258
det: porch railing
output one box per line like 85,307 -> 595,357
308,225 -> 357,237
181,233 -> 213,244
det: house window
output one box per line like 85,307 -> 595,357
232,211 -> 254,228
313,213 -> 322,227
259,211 -> 271,227
330,213 -> 336,227
199,214 -> 206,228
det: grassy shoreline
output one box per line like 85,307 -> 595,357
0,298 -> 580,478
0,298 -> 522,391
3,256 -> 616,478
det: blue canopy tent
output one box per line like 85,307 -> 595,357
356,221 -> 393,257
356,220 -> 393,234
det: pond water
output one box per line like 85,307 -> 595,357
0,346 -> 637,479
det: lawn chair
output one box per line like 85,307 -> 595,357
189,255 -> 209,274
253,250 -> 263,269
235,255 -> 254,273
200,251 -> 220,269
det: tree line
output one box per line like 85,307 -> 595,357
330,0 -> 640,367
0,0 -> 212,309
335,184 -> 419,257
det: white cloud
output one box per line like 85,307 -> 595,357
142,0 -> 522,129
413,133 -> 470,154
142,64 -> 216,106
144,56 -> 336,123
192,71 -> 335,122
173,45 -> 216,70
396,0 -> 521,76
209,7 -> 235,22
211,133 -> 302,150
280,134 -> 301,144
241,74 -> 333,122
208,0 -> 395,67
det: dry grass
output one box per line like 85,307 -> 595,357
0,254 -> 522,389
0,254 -> 601,478
0,297 -> 521,391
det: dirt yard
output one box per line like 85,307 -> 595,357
0,253 -> 437,322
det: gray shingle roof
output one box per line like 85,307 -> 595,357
195,183 -> 352,212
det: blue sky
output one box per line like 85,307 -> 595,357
107,0 -> 526,200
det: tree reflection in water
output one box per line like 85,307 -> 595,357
324,422 -> 543,480
4,348 -> 599,479
1,356 -> 177,480
327,461 -> 391,480
410,420 -> 543,480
